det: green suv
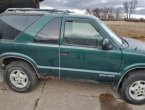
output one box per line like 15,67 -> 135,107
0,8 -> 145,105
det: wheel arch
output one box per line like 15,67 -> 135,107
116,67 -> 145,91
0,52 -> 39,77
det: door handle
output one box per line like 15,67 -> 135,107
60,51 -> 69,56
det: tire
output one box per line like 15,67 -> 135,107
4,61 -> 38,92
120,70 -> 145,105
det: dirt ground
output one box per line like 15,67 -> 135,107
0,79 -> 145,110
105,21 -> 145,41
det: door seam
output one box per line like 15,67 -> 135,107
59,45 -> 61,79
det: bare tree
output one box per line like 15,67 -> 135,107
101,7 -> 115,20
115,7 -> 123,20
123,0 -> 138,20
123,1 -> 129,19
92,8 -> 102,18
107,7 -> 115,20
87,6 -> 123,21
129,0 -> 138,18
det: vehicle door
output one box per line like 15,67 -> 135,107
60,18 -> 121,82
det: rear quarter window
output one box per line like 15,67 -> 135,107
33,17 -> 61,44
0,15 -> 40,40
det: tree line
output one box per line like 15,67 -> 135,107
86,0 -> 139,21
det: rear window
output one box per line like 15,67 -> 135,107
0,15 -> 40,40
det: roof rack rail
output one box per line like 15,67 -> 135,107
5,8 -> 72,14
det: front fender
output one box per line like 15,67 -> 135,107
115,63 -> 145,91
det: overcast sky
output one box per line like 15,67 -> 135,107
40,0 -> 145,15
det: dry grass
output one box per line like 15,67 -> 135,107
105,21 -> 145,41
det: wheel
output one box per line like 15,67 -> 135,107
120,70 -> 145,105
4,61 -> 38,92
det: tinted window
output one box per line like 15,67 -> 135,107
0,15 -> 40,40
33,18 -> 61,44
64,20 -> 103,47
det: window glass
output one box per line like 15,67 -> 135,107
0,15 -> 39,40
64,20 -> 104,47
34,18 -> 61,44
96,18 -> 122,46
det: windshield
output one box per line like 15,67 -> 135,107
96,18 -> 123,46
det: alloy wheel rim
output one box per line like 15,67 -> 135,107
10,69 -> 29,88
129,80 -> 145,100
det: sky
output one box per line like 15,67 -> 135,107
40,0 -> 145,17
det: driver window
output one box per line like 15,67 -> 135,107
64,20 -> 104,47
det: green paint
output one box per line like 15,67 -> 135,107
1,12 -> 145,85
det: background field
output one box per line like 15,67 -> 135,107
105,21 -> 145,41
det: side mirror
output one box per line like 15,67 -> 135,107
102,38 -> 113,50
